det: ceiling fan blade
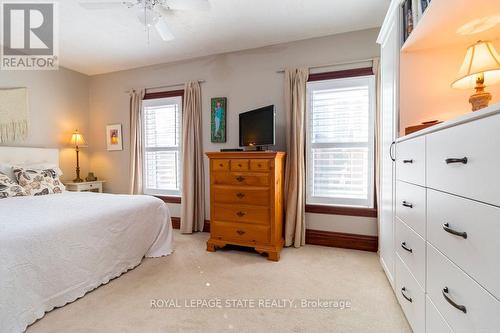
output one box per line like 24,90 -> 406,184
166,0 -> 210,11
155,18 -> 175,41
79,1 -> 130,10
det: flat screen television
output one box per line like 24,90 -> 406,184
239,105 -> 275,149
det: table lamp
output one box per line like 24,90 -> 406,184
452,40 -> 500,111
69,130 -> 86,183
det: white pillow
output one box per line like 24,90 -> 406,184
0,163 -> 15,181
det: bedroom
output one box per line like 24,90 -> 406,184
1,0 -> 499,332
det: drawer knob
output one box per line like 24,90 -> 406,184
238,163 -> 242,167
236,230 -> 246,235
442,287 -> 467,313
402,201 -> 413,208
445,157 -> 468,164
401,287 -> 412,303
257,163 -> 262,167
403,159 -> 413,164
236,192 -> 245,199
442,223 -> 467,239
401,242 -> 413,253
236,211 -> 246,217
219,163 -> 224,167
235,176 -> 245,182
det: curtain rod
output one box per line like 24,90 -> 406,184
125,80 -> 206,93
276,58 -> 376,73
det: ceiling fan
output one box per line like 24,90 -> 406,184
79,0 -> 211,42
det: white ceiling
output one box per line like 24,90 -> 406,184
59,0 -> 390,75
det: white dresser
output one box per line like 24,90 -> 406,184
392,104 -> 500,333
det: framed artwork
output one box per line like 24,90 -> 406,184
106,124 -> 123,151
211,97 -> 227,143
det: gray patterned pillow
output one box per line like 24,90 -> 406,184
13,167 -> 65,196
0,172 -> 28,199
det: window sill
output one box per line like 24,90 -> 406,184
155,195 -> 182,204
305,204 -> 377,218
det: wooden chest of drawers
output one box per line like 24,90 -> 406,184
206,151 -> 286,261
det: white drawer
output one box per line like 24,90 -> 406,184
395,181 -> 426,237
395,255 -> 425,333
395,217 -> 426,290
426,296 -> 453,333
426,113 -> 500,207
427,189 -> 500,300
396,136 -> 425,186
427,243 -> 500,333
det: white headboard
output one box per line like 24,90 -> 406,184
0,146 -> 60,166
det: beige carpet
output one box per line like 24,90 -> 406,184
28,231 -> 411,333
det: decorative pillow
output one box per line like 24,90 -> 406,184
13,167 -> 65,196
0,172 -> 28,199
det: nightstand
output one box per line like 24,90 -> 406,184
64,180 -> 105,193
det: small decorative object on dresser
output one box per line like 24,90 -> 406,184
206,151 -> 286,261
106,124 -> 123,151
64,180 -> 105,193
405,120 -> 442,135
211,97 -> 227,143
85,172 -> 97,182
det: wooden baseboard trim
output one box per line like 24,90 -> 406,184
305,204 -> 377,217
305,229 -> 378,252
156,196 -> 181,204
171,218 -> 376,252
170,217 -> 210,232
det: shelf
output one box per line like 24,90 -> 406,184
401,0 -> 500,52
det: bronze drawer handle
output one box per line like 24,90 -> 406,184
238,163 -> 242,167
442,287 -> 467,313
236,192 -> 245,199
219,163 -> 224,167
236,230 -> 246,235
236,211 -> 246,217
257,163 -> 262,167
236,176 -> 245,182
401,287 -> 412,303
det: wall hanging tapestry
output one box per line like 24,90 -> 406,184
0,88 -> 29,143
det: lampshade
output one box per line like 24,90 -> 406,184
69,130 -> 86,147
452,40 -> 500,89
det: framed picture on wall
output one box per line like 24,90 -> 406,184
211,97 -> 227,143
106,124 -> 123,151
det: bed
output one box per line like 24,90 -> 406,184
0,147 -> 174,332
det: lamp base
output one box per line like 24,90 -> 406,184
469,90 -> 491,111
73,177 -> 84,183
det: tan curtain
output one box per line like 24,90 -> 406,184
129,89 -> 145,195
284,68 -> 309,247
181,81 -> 205,233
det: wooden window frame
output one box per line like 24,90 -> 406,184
143,89 -> 184,201
305,67 -> 377,217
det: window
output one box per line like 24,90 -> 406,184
306,74 -> 375,208
143,94 -> 182,196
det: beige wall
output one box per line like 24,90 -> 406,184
0,68 -> 90,178
88,28 -> 381,235
400,38 -> 500,135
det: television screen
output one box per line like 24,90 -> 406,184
239,105 -> 275,147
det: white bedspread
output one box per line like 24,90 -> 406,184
0,192 -> 173,333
